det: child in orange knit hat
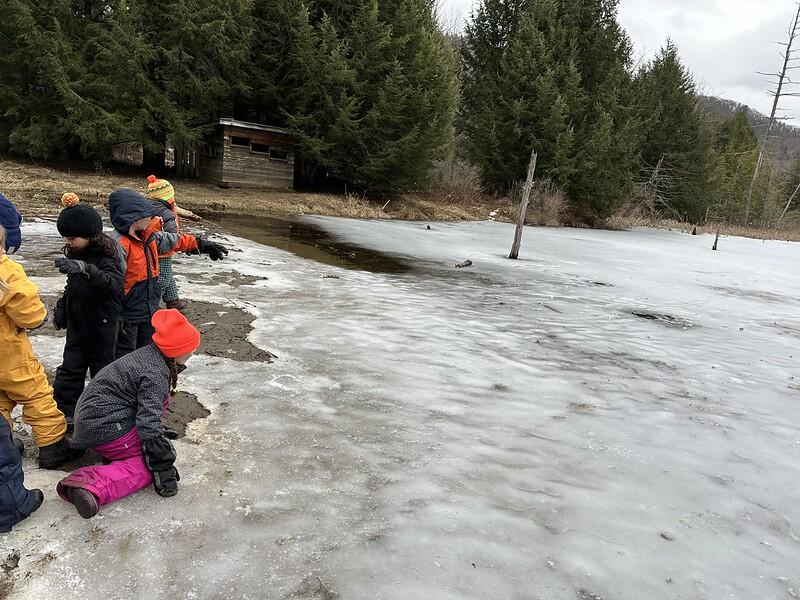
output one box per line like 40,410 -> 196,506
57,308 -> 201,518
146,175 -> 187,312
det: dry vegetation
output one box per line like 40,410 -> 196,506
0,155 -> 506,222
605,215 -> 800,242
3,155 -> 799,242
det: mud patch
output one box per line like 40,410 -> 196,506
182,270 -> 262,288
577,590 -> 606,600
0,550 -> 20,599
163,391 -> 210,439
631,311 -> 694,329
183,300 -> 276,362
289,576 -> 340,600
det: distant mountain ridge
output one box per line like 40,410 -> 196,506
698,95 -> 800,167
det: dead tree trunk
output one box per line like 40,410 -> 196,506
712,227 -> 720,251
744,3 -> 800,224
778,179 -> 800,224
508,150 -> 537,260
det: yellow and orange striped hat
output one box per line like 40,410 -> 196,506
146,175 -> 175,203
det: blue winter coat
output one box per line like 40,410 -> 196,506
0,193 -> 22,253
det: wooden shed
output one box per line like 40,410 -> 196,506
198,119 -> 296,189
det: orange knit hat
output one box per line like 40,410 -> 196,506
146,174 -> 175,203
151,309 -> 201,358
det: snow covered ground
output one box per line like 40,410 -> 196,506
3,218 -> 800,600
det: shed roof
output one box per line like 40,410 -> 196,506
218,119 -> 292,136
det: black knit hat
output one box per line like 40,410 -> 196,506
57,193 -> 103,238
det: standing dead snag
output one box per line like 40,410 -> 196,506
712,227 -> 720,251
745,3 -> 800,224
509,150 -> 537,260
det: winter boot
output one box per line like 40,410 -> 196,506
166,299 -> 189,312
38,438 -> 85,469
64,487 -> 99,519
13,437 -> 24,456
24,489 -> 45,518
1,490 -> 45,533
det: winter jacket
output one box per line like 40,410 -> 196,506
150,198 -> 180,259
0,194 -> 22,253
71,343 -> 173,448
108,189 -> 199,323
55,240 -> 124,334
0,255 -> 47,372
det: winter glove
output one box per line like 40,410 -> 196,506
196,237 -> 229,261
153,465 -> 180,497
142,437 -> 180,498
53,301 -> 66,331
55,258 -> 88,276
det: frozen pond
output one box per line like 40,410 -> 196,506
3,218 -> 800,600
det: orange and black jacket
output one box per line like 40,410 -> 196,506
108,189 -> 198,323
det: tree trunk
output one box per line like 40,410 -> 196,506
778,179 -> 800,224
744,3 -> 800,224
508,150 -> 537,260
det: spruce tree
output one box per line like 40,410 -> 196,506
459,0 -> 637,217
249,0 -> 458,192
633,42 -> 712,222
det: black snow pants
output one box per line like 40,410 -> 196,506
54,321 -> 120,419
0,416 -> 38,533
115,320 -> 155,360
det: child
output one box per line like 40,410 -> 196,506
57,308 -> 201,518
1,415 -> 44,533
108,188 -> 228,357
0,216 -> 83,469
0,193 -> 22,253
52,194 -> 124,424
146,175 -> 187,311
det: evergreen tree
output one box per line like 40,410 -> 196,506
459,0 -> 637,217
0,0 -> 85,158
247,0 -> 458,192
633,41 -> 712,221
707,109 -> 759,222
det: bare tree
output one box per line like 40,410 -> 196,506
778,178 -> 800,223
744,3 -> 800,225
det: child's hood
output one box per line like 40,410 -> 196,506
0,193 -> 23,253
109,189 -> 156,233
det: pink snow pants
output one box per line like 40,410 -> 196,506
57,396 -> 171,507
56,426 -> 152,506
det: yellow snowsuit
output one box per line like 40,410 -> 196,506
0,254 -> 67,447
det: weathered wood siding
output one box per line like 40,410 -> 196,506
221,126 -> 295,189
198,148 -> 224,184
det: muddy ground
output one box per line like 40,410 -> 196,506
15,242 -> 275,465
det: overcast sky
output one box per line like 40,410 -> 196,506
438,0 -> 800,120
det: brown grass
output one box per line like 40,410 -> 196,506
0,154 -> 507,222
606,215 -> 800,242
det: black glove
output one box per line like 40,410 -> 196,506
196,238 -> 229,261
142,437 -> 180,498
53,302 -> 66,331
55,258 -> 87,276
153,466 -> 180,497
